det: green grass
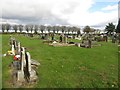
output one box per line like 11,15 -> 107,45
2,34 -> 118,88
0,35 -> 2,89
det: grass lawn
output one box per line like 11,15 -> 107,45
2,34 -> 118,88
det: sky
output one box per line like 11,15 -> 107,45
1,0 -> 119,29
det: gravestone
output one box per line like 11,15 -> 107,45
26,52 -> 31,72
21,47 -> 26,67
9,35 -> 14,46
11,45 -> 15,55
103,34 -> 108,42
51,34 -> 54,41
59,35 -> 62,43
76,43 -> 80,47
26,52 -> 38,82
16,42 -> 21,55
18,42 -> 21,55
17,51 -> 25,82
63,36 -> 67,44
112,37 -> 116,43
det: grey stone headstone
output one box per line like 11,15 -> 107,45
21,47 -> 26,67
17,70 -> 25,82
29,69 -> 38,82
26,52 -> 31,72
11,45 -> 15,55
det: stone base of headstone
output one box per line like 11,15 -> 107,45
75,43 -> 80,47
29,69 -> 38,82
112,39 -> 116,43
17,71 -> 25,82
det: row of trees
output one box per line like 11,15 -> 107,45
1,22 -> 119,35
1,24 -> 81,35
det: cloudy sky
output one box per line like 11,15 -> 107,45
1,0 -> 119,29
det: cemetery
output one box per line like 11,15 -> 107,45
3,36 -> 40,87
1,23 -> 119,88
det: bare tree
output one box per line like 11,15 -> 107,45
76,27 -> 81,37
34,25 -> 38,34
56,26 -> 59,34
61,26 -> 66,34
67,27 -> 71,34
29,25 -> 34,33
40,25 -> 45,35
53,26 -> 56,34
47,26 -> 51,34
2,24 -> 6,33
25,25 -> 29,33
19,25 -> 23,33
6,24 -> 11,33
13,25 -> 18,33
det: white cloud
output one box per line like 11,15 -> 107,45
101,4 -> 118,11
1,0 -> 118,29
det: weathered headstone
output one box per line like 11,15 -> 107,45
63,36 -> 67,44
21,47 -> 26,67
17,51 -> 25,82
11,45 -> 15,55
26,52 -> 38,82
59,35 -> 62,43
16,42 -> 21,55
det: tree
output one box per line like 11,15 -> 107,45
4,24 -> 11,33
61,26 -> 66,34
25,25 -> 29,33
13,25 -> 18,33
29,25 -> 34,33
47,26 -> 51,34
2,24 -> 6,33
34,25 -> 38,34
90,28 -> 95,32
71,27 -> 74,34
105,23 -> 115,35
53,26 -> 56,34
56,26 -> 60,34
19,25 -> 23,33
116,18 -> 120,33
40,25 -> 45,35
67,27 -> 71,34
76,27 -> 81,37
65,26 -> 68,34
83,26 -> 91,33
